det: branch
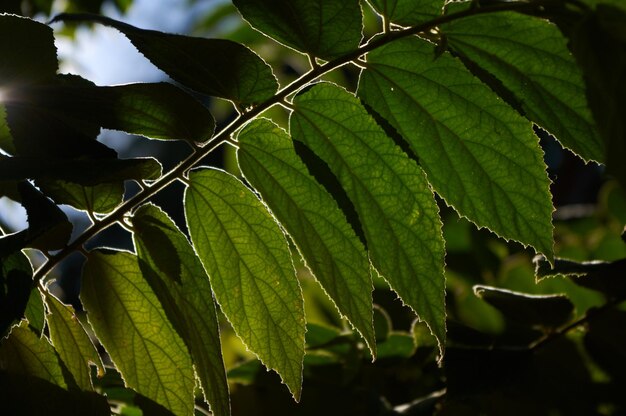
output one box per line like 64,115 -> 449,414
34,0 -> 553,283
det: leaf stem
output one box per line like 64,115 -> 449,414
35,0 -> 552,283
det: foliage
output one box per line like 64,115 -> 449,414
1,0 -> 626,415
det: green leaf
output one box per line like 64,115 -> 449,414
291,83 -> 446,353
0,252 -> 33,338
237,118 -> 375,355
24,288 -> 45,336
131,203 -> 230,416
368,0 -> 443,26
37,180 -> 124,214
0,321 -> 66,389
45,294 -> 104,391
185,168 -> 305,400
18,81 -> 215,142
0,14 -> 57,84
376,332 -> 416,359
473,285 -> 574,329
359,36 -> 554,259
51,14 -> 278,106
232,0 -> 363,60
442,10 -> 603,162
0,157 -> 161,185
81,250 -> 195,416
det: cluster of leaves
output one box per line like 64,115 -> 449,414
1,0 -> 626,414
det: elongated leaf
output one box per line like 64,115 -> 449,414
37,180 -> 124,214
0,321 -> 66,389
359,36 -> 554,258
81,250 -> 195,416
185,168 -> 305,400
232,0 -> 362,60
0,252 -> 33,338
237,118 -> 375,355
290,83 -> 446,352
45,294 -> 104,391
132,203 -> 230,416
0,14 -> 57,84
474,285 -> 574,329
443,10 -> 603,162
0,157 -> 161,185
17,81 -> 215,142
52,14 -> 278,105
368,0 -> 443,26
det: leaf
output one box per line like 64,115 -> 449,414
237,118 -> 375,355
185,168 -> 305,400
0,14 -> 57,84
0,181 -> 72,256
535,256 -> 626,301
18,81 -> 215,142
568,5 -> 626,189
131,203 -> 230,416
376,332 -> 416,359
0,321 -> 66,389
290,83 -> 446,353
0,252 -> 33,338
368,0 -> 443,26
37,180 -> 124,214
45,294 -> 104,391
51,14 -> 278,106
473,285 -> 573,329
24,288 -> 45,336
81,250 -> 196,416
359,36 -> 554,259
0,157 -> 161,185
442,10 -> 603,162
232,0 -> 363,60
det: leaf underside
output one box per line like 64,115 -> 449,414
81,250 -> 196,416
185,168 -> 306,400
290,82 -> 446,352
359,36 -> 554,259
237,118 -> 376,355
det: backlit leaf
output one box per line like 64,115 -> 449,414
474,285 -> 574,329
132,203 -> 230,416
0,14 -> 57,84
443,10 -> 603,162
81,250 -> 195,416
51,14 -> 278,105
291,83 -> 446,352
185,168 -> 305,400
232,0 -> 363,60
368,0 -> 443,26
0,321 -> 66,389
237,118 -> 375,355
24,288 -> 45,336
17,81 -> 215,142
0,157 -> 161,185
45,294 -> 104,391
0,252 -> 33,338
359,36 -> 554,258
37,180 -> 124,214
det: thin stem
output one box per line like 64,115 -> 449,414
34,0 -> 550,283
530,297 -> 625,350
